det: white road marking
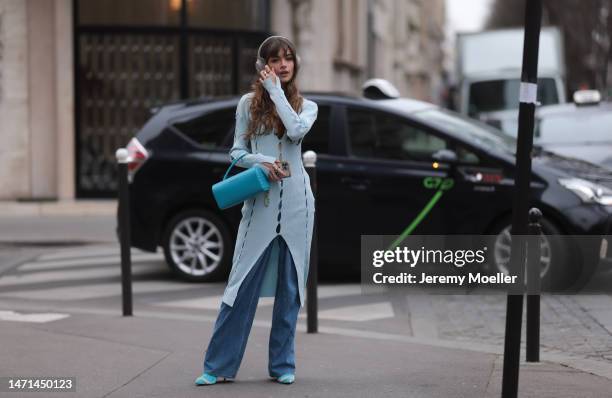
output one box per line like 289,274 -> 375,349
154,296 -> 276,309
0,281 -> 195,300
151,285 -> 383,311
0,310 -> 70,323
0,262 -> 163,287
35,245 -> 149,261
3,244 -> 390,323
19,253 -> 164,272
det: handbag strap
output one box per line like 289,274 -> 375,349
223,153 -> 248,180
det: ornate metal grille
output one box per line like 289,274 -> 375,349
77,32 -> 181,194
75,25 -> 268,197
189,35 -> 234,97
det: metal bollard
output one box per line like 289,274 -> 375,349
526,207 -> 542,362
303,150 -> 318,333
116,148 -> 133,316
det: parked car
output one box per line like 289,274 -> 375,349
533,93 -> 612,171
118,87 -> 612,291
480,90 -> 612,171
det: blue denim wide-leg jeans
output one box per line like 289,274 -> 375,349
203,235 -> 301,379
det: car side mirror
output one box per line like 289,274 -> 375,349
432,149 -> 458,162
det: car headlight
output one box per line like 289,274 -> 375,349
558,178 -> 612,205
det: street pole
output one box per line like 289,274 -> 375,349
304,150 -> 318,333
501,1 -> 542,396
116,148 -> 133,317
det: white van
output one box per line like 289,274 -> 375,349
455,27 -> 567,124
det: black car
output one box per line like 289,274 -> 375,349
120,91 -> 612,290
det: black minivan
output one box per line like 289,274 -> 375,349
119,92 -> 612,290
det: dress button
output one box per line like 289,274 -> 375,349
276,224 -> 281,233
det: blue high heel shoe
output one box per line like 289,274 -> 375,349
195,372 -> 230,385
274,373 -> 295,384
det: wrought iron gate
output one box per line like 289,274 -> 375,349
74,3 -> 269,197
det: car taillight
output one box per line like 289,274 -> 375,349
126,138 -> 150,182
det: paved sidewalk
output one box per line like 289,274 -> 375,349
1,306 -> 611,398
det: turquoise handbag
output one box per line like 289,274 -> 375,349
212,153 -> 271,209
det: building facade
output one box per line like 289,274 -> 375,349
0,0 -> 445,200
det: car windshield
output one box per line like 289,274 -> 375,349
415,108 -> 517,155
469,77 -> 559,116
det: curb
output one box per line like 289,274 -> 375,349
0,240 -> 114,246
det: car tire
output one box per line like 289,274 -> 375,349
162,209 -> 233,282
485,216 -> 577,292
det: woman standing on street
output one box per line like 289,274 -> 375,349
195,35 -> 318,386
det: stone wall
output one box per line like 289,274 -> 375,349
0,0 -> 446,200
0,0 -> 31,199
0,0 -> 74,201
271,0 -> 446,101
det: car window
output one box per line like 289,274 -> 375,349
302,104 -> 330,154
347,108 -> 377,157
172,108 -> 234,149
347,107 -> 448,161
469,77 -> 559,116
455,145 -> 480,164
415,108 -> 516,156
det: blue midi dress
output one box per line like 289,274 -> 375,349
221,75 -> 318,309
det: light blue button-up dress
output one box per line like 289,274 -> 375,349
221,76 -> 318,309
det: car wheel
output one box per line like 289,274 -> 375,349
486,216 -> 576,291
162,209 -> 232,282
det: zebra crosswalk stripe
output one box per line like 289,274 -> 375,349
0,310 -> 70,323
0,245 -> 394,322
18,253 -> 164,272
0,281 -> 197,300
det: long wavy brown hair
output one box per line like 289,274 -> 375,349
245,37 -> 304,140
